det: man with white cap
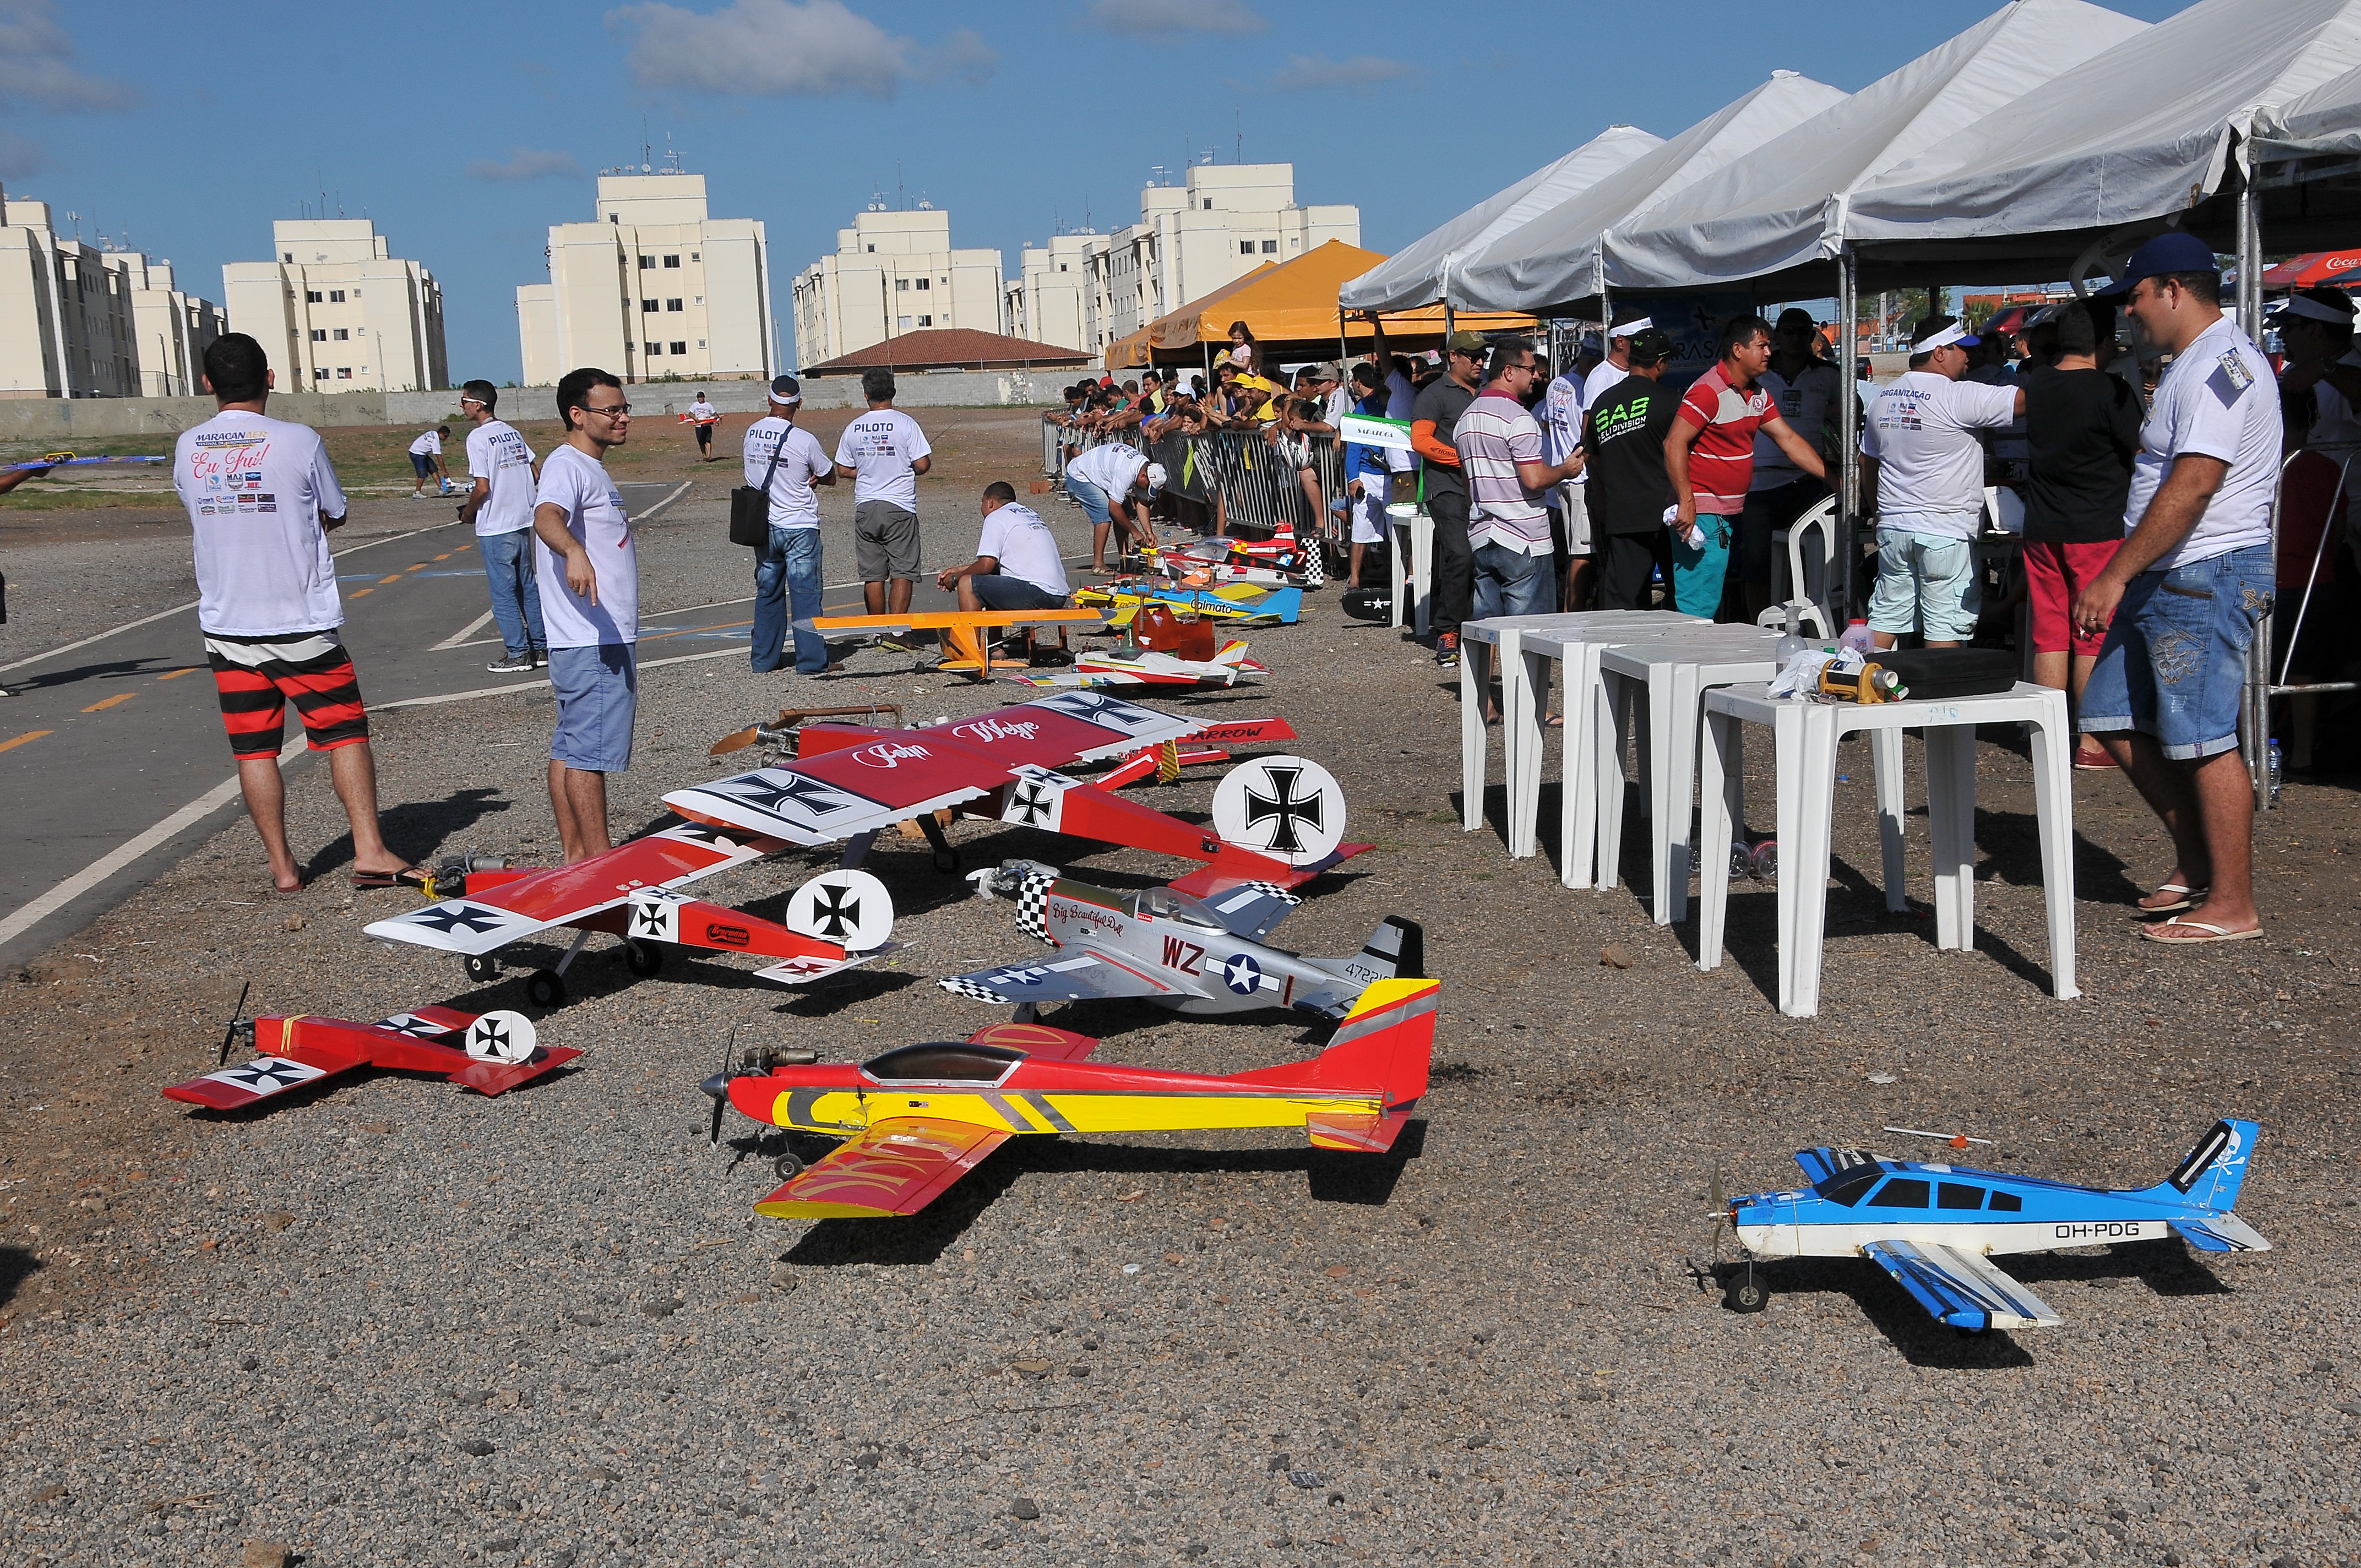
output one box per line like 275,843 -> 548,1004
1583,312 -> 1654,412
2073,231 -> 2281,945
1061,439 -> 1164,570
743,374 -> 837,677
1859,313 -> 2025,649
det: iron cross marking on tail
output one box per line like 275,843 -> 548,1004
1006,779 -> 1056,827
1243,766 -> 1324,856
808,883 -> 861,940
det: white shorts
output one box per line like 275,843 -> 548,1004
1555,482 -> 1592,554
1352,472 -> 1390,544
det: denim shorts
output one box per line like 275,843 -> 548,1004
548,643 -> 638,772
1064,476 -> 1113,527
1868,525 -> 1980,641
2080,543 -> 2271,761
970,573 -> 1066,610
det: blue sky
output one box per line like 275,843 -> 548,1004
0,0 -> 2195,383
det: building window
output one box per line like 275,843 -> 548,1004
646,342 -> 661,357
282,252 -> 293,262
310,329 -> 327,342
1261,240 -> 1279,254
669,340 -> 687,355
693,295 -> 703,304
917,315 -> 932,327
665,298 -> 682,312
643,299 -> 659,313
333,328 -> 349,341
662,255 -> 679,268
896,279 -> 909,292
1240,241 -> 1255,255
689,252 -> 699,262
329,289 -> 346,302
865,244 -> 875,253
1203,198 -> 1214,210
916,277 -> 929,291
897,315 -> 913,329
305,290 -> 323,303
696,339 -> 706,348
610,214 -> 619,225
1058,263 -> 1068,273
639,255 -> 655,269
337,367 -> 352,379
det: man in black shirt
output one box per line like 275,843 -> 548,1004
1582,329 -> 1680,611
2020,300 -> 2141,769
1410,330 -> 1487,667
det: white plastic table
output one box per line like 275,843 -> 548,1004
1460,609 -> 1705,848
1695,681 -> 2079,1018
1592,625 -> 1786,924
1386,503 -> 1434,635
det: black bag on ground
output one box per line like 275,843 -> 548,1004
728,423 -> 788,547
1874,647 -> 2017,699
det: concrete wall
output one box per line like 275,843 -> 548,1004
0,372 -> 1062,440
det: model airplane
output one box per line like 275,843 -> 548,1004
799,608 -> 1106,677
940,861 -> 1421,1022
1071,581 -> 1303,627
1,451 -> 167,473
365,832 -> 899,1008
1143,540 -> 1306,590
1720,1119 -> 2271,1330
705,707 -> 1299,791
162,996 -> 574,1112
702,974 -> 1438,1218
1002,640 -> 1266,690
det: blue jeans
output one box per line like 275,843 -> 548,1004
480,527 -> 545,658
2081,543 -> 2271,761
750,525 -> 828,674
1471,541 -> 1553,687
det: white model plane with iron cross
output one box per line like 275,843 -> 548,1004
940,861 -> 1424,1022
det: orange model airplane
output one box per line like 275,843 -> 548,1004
799,608 -> 1107,677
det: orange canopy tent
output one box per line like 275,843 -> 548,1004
1103,240 -> 1536,370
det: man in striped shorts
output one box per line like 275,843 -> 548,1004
174,333 -> 421,895
1452,335 -> 1585,717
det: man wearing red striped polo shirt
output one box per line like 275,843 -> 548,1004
1666,315 -> 1828,617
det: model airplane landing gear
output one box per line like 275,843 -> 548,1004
463,954 -> 499,985
1723,1270 -> 1769,1314
622,938 -> 666,979
772,1151 -> 805,1182
525,970 -> 566,1008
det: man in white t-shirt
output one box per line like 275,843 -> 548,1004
532,367 -> 641,862
407,425 -> 449,497
688,391 -> 719,462
457,379 -> 543,673
937,483 -> 1072,641
1860,315 -> 2024,647
834,367 -> 933,635
1536,354 -> 1592,609
1061,440 -> 1164,570
173,333 -> 421,895
743,374 -> 837,677
2074,233 -> 2281,944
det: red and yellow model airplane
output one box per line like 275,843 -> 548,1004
703,976 -> 1438,1219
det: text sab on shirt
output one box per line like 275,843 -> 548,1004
534,444 -> 639,649
833,409 -> 933,513
1584,373 -> 1682,537
173,410 -> 349,637
464,420 -> 537,537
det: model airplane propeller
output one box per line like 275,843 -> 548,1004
216,980 -> 253,1065
942,860 -> 1419,1025
1717,1120 -> 2272,1332
702,976 -> 1438,1219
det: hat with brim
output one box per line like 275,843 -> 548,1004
1628,328 -> 1675,365
1912,321 -> 1980,354
2270,292 -> 2355,326
1143,463 -> 1167,492
2093,231 -> 2221,297
1446,329 -> 1488,355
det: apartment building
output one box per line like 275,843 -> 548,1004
790,205 -> 1004,367
1059,163 -> 1358,356
1000,231 -> 1104,353
0,184 -> 224,399
222,219 -> 446,393
516,172 -> 775,386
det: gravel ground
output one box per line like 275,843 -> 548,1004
2,422 -> 2358,1567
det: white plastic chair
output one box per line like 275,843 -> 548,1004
1769,496 -> 1839,625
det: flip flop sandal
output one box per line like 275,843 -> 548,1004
351,868 -> 432,892
2134,880 -> 2207,916
2140,916 -> 2261,945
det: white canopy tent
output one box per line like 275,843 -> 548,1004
2253,56 -> 2361,160
1336,124 -> 1663,315
1598,0 -> 2151,298
1446,71 -> 1851,313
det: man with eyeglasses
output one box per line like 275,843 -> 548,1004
1454,336 -> 1584,715
532,368 -> 640,863
458,380 -> 545,673
1410,329 -> 1488,668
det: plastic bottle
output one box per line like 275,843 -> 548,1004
1839,618 -> 1876,656
1773,604 -> 1809,667
2267,739 -> 2283,805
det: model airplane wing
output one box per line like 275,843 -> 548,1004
164,1054 -> 338,1110
1859,1239 -> 2063,1331
364,822 -> 775,956
938,950 -> 1184,1006
1194,879 -> 1302,941
753,1117 -> 1011,1218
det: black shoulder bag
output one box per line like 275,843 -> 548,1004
729,423 -> 791,547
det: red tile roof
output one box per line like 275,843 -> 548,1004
804,328 -> 1092,374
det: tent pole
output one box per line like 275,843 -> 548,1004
1836,247 -> 1859,625
2239,163 -> 2273,808
1339,306 -> 1351,375
1593,244 -> 1610,352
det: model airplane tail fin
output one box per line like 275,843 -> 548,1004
2151,1118 -> 2260,1212
1231,977 -> 1435,1107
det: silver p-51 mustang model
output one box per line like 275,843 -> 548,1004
940,862 -> 1422,1022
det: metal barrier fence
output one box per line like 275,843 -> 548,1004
1041,418 -> 1348,541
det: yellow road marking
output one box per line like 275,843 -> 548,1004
432,552 -> 453,562
377,574 -> 404,584
351,588 -> 374,598
0,729 -> 52,754
155,667 -> 199,680
82,693 -> 135,713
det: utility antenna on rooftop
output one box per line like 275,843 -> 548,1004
1234,110 -> 1242,164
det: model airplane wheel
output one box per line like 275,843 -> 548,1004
772,1152 -> 805,1182
622,938 -> 665,979
1723,1276 -> 1770,1314
524,969 -> 567,1008
463,954 -> 499,984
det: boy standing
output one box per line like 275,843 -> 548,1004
458,380 -> 545,673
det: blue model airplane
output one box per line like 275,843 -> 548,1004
1721,1118 -> 2270,1330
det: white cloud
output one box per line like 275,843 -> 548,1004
0,128 -> 41,179
1085,0 -> 1266,37
0,0 -> 137,112
1266,53 -> 1417,92
608,0 -> 988,99
467,146 -> 584,183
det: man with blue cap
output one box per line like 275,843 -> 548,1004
2072,231 -> 2280,945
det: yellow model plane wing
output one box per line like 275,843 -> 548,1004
753,1117 -> 1010,1218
